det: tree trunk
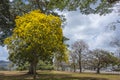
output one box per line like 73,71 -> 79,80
28,62 -> 34,74
79,61 -> 82,73
96,62 -> 101,74
73,63 -> 76,72
33,55 -> 38,80
78,49 -> 82,73
28,61 -> 37,79
33,62 -> 37,80
78,55 -> 82,73
61,63 -> 64,71
96,67 -> 100,74
118,64 -> 120,68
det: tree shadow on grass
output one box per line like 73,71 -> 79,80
0,73 -> 108,80
36,74 -> 108,80
0,73 -> 32,80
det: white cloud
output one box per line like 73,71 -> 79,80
63,10 -> 119,51
9,0 -> 13,2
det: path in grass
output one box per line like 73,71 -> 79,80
0,70 -> 120,80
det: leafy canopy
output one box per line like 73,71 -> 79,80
4,10 -> 67,65
88,49 -> 119,68
1,0 -> 119,45
10,0 -> 119,16
0,0 -> 14,45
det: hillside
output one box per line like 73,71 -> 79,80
0,60 -> 10,70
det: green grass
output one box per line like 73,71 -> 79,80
0,70 -> 120,80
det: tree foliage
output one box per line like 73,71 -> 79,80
87,49 -> 119,74
10,0 -> 119,15
0,0 -> 14,45
69,50 -> 77,72
4,10 -> 67,74
0,0 -> 119,45
71,40 -> 89,73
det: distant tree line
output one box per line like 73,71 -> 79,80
64,40 -> 119,74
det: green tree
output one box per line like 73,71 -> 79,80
10,0 -> 119,15
70,50 -> 77,72
8,62 -> 14,71
1,0 -> 118,46
53,48 -> 69,71
16,62 -> 29,71
72,40 -> 89,73
4,10 -> 67,79
0,0 -> 14,45
37,60 -> 54,70
88,49 -> 119,74
1,0 -> 119,45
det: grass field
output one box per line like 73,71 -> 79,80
0,70 -> 120,80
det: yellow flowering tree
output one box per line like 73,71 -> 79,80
4,10 -> 67,75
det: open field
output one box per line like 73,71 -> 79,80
0,70 -> 120,80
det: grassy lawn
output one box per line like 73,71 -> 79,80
0,70 -> 120,80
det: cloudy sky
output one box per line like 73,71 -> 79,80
0,9 -> 119,61
63,10 -> 119,50
0,46 -> 8,61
